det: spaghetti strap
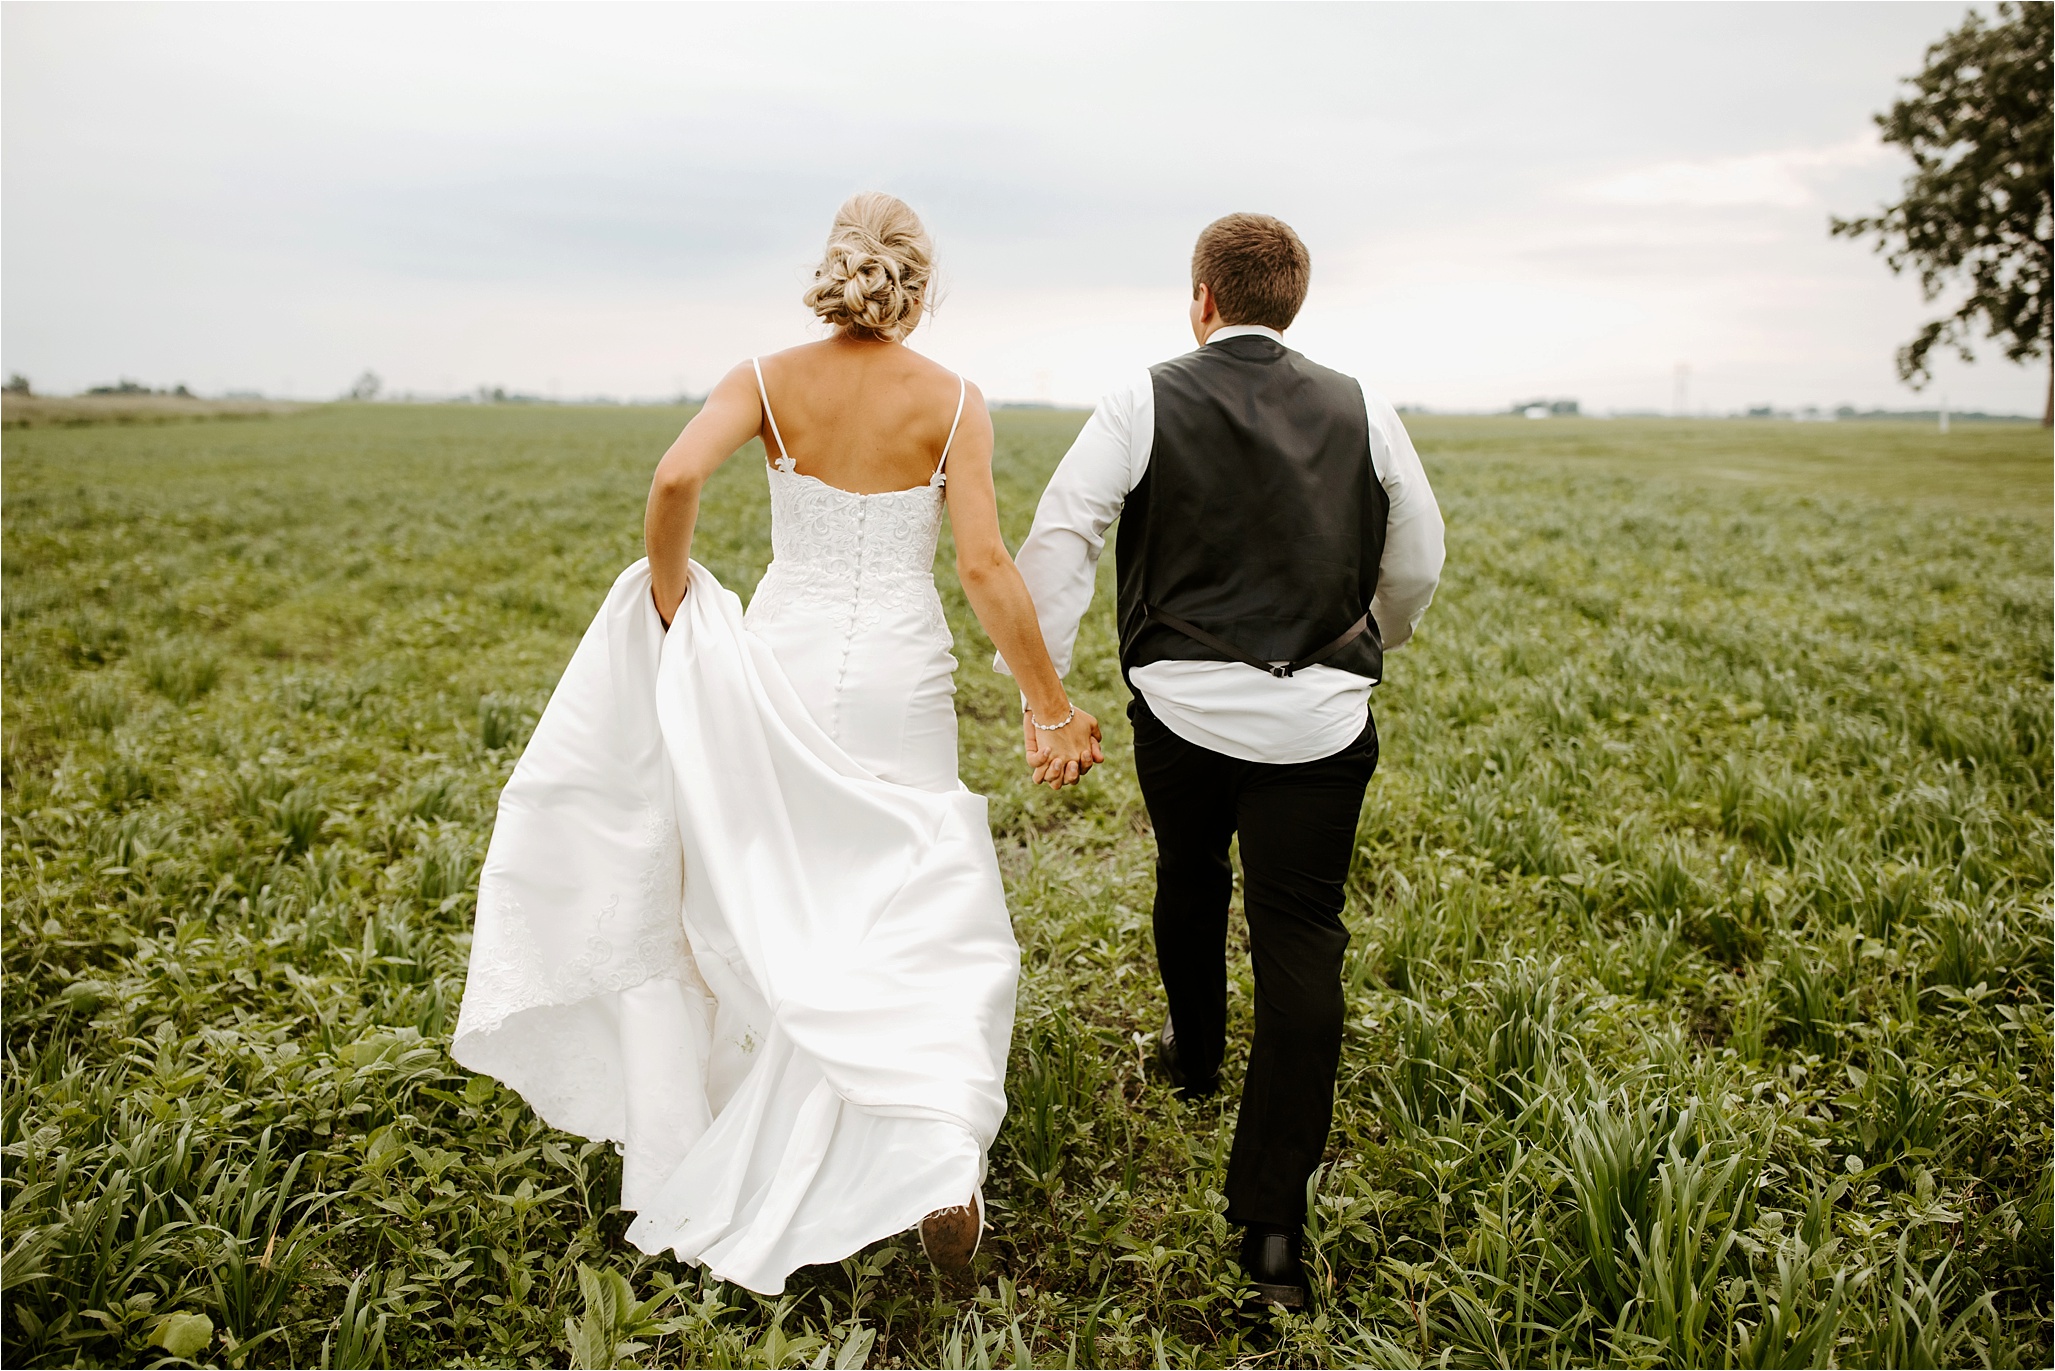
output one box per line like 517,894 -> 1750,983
931,374 -> 967,487
750,357 -> 794,471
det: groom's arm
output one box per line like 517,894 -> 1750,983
994,375 -> 1151,680
1363,388 -> 1446,651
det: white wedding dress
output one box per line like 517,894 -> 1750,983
451,367 -> 1019,1295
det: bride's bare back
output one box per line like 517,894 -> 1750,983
752,337 -> 966,494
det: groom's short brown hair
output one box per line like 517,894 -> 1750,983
1191,214 -> 1311,330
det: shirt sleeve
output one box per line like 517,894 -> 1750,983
1362,388 -> 1445,651
994,374 -> 1152,678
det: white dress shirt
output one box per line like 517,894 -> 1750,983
997,324 -> 1446,764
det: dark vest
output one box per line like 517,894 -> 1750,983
1116,334 -> 1389,682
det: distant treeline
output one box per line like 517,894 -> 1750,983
1385,400 -> 2043,423
1800,407 -> 2040,423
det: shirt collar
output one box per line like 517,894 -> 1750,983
1205,323 -> 1286,346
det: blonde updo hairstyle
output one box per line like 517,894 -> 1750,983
803,192 -> 934,341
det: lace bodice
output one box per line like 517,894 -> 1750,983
768,460 -> 945,581
744,462 -> 950,640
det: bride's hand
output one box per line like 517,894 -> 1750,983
1026,706 -> 1103,790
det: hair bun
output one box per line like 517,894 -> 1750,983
804,193 -> 933,340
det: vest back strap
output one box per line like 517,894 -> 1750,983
1142,604 -> 1377,679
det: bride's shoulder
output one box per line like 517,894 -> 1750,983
761,339 -> 837,361
898,350 -> 984,402
746,341 -> 831,375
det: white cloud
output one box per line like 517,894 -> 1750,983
1579,138 -> 1891,209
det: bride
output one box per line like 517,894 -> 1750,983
450,192 -> 1100,1295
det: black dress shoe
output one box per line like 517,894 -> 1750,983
1156,1020 -> 1217,1100
1239,1223 -> 1308,1309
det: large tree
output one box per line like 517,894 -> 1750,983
1832,1 -> 2052,425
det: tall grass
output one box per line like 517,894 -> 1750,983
3,405 -> 2048,1366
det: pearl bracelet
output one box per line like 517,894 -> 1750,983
1027,704 -> 1077,732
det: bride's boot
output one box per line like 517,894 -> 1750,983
919,1191 -> 982,1277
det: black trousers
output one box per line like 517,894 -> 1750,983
1129,696 -> 1378,1228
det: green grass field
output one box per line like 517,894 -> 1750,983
3,404 -> 2049,1368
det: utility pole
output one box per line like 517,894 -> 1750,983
1672,363 -> 1691,418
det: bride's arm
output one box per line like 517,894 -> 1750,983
645,364 -> 765,625
943,385 -> 1104,789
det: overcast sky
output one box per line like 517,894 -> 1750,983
3,1 -> 2043,413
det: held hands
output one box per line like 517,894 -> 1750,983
1023,704 -> 1104,791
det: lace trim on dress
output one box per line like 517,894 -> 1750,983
455,806 -> 697,1040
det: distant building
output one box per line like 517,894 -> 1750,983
1745,403 -> 1838,421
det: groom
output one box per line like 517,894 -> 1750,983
1004,214 -> 1444,1306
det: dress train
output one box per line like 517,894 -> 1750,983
452,559 -> 1018,1295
